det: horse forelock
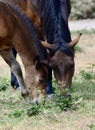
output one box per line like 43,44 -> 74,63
49,43 -> 74,58
6,1 -> 46,60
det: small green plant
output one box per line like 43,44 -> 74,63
46,80 -> 73,111
74,45 -> 82,52
87,124 -> 95,130
80,70 -> 92,80
27,103 -> 42,116
0,77 -> 10,91
26,80 -> 74,117
80,63 -> 95,80
53,95 -> 72,111
9,110 -> 24,118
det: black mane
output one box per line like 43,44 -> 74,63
40,0 -> 73,56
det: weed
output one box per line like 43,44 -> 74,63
74,45 -> 83,52
27,103 -> 42,116
80,70 -> 93,80
80,64 -> 95,80
0,77 -> 10,91
9,110 -> 24,118
87,124 -> 95,130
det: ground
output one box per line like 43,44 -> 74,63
0,20 -> 95,130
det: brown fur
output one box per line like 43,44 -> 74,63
8,0 -> 44,39
0,1 -> 48,101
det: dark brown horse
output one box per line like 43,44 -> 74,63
0,1 -> 48,102
40,0 -> 82,95
7,0 -> 82,95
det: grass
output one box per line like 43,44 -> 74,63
0,65 -> 95,130
71,29 -> 95,35
74,45 -> 83,52
0,33 -> 95,129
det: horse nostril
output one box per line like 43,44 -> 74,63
39,78 -> 44,84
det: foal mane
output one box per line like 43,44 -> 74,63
40,0 -> 73,56
6,1 -> 46,60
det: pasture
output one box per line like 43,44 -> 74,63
0,33 -> 95,130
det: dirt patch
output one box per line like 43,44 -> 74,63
74,34 -> 95,74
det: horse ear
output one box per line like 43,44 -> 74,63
40,60 -> 49,66
34,56 -> 41,70
69,33 -> 82,47
34,56 -> 49,70
41,41 -> 55,49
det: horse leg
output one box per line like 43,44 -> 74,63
11,48 -> 19,89
0,49 -> 29,99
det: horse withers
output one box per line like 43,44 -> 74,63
0,1 -> 48,103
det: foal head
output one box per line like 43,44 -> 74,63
24,56 -> 48,102
4,1 -> 48,102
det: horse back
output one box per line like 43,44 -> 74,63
0,1 -> 17,49
7,0 -> 43,39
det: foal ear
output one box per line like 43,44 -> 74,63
34,56 -> 48,70
34,56 -> 41,70
69,33 -> 82,47
41,41 -> 55,49
40,60 -> 49,66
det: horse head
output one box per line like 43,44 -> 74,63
41,33 -> 82,95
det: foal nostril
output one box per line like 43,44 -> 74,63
33,98 -> 39,105
35,100 -> 39,105
39,78 -> 44,84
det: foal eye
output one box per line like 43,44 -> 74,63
38,78 -> 44,84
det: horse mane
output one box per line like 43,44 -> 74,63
40,0 -> 73,56
6,1 -> 46,60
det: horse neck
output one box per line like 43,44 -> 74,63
40,0 -> 71,43
6,2 -> 40,68
13,28 -> 38,68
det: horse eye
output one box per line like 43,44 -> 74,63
38,78 -> 44,84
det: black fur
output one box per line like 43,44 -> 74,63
40,0 -> 73,56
